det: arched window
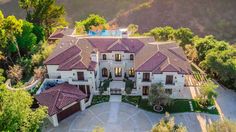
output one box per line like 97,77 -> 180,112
130,54 -> 134,60
102,68 -> 108,77
103,54 -> 107,60
129,68 -> 135,77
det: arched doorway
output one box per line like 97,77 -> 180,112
102,68 -> 108,77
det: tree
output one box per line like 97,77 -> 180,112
148,83 -> 170,111
207,119 -> 236,132
197,81 -> 218,107
0,68 -> 5,83
173,27 -> 194,48
148,26 -> 175,41
19,0 -> 68,36
0,86 -> 47,131
128,24 -> 139,35
152,113 -> 187,132
34,67 -> 45,79
75,22 -> 86,35
16,20 -> 37,55
0,13 -> 23,59
193,35 -> 217,61
200,48 -> 236,89
185,44 -> 198,62
75,14 -> 107,32
7,65 -> 23,84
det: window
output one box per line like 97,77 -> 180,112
77,72 -> 84,80
130,54 -> 134,60
102,68 -> 108,77
143,73 -> 150,82
128,68 -> 135,77
142,86 -> 149,95
115,54 -> 121,61
165,89 -> 172,95
102,54 -> 107,60
166,75 -> 174,85
114,67 -> 122,77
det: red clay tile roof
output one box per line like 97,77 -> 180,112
35,83 -> 86,116
45,45 -> 81,65
45,36 -> 191,74
108,41 -> 129,52
48,28 -> 75,40
136,52 -> 167,72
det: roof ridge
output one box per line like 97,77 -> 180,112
168,48 -> 186,61
136,51 -> 165,71
120,39 -> 130,51
107,39 -> 120,50
152,57 -> 168,73
59,54 -> 81,69
44,44 -> 79,64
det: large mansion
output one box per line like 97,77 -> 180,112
35,28 -> 192,126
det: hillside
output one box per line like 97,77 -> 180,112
113,0 -> 236,43
1,0 -> 236,42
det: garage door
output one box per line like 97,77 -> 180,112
57,102 -> 81,122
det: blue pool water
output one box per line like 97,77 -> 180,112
88,30 -> 123,36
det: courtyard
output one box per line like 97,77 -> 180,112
43,102 -> 219,132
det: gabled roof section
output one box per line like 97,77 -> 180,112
35,83 -> 86,116
44,45 -> 81,65
87,38 -> 117,52
107,39 -> 129,52
48,28 -> 75,40
136,52 -> 167,72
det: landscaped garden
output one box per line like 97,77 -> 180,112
91,95 -> 110,106
122,95 -> 141,106
138,99 -> 218,114
122,82 -> 219,115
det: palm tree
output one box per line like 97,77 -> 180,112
7,65 -> 23,84
148,83 -> 171,112
34,67 -> 45,79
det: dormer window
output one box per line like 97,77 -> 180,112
115,54 -> 121,61
130,54 -> 134,60
103,54 -> 107,60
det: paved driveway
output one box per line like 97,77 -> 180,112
43,102 -> 218,132
216,87 -> 236,121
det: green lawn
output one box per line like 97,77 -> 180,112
122,95 -> 141,106
138,99 -> 219,114
91,95 -> 110,106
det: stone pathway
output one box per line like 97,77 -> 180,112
109,95 -> 122,102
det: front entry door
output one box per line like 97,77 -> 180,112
142,86 -> 149,95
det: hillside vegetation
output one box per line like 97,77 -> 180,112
1,0 -> 236,43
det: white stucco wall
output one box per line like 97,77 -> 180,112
136,72 -> 185,98
46,65 -> 60,79
99,51 -> 134,80
46,65 -> 96,93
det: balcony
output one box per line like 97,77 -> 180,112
142,79 -> 151,82
68,77 -> 90,85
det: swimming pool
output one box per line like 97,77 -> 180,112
88,30 -> 123,36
